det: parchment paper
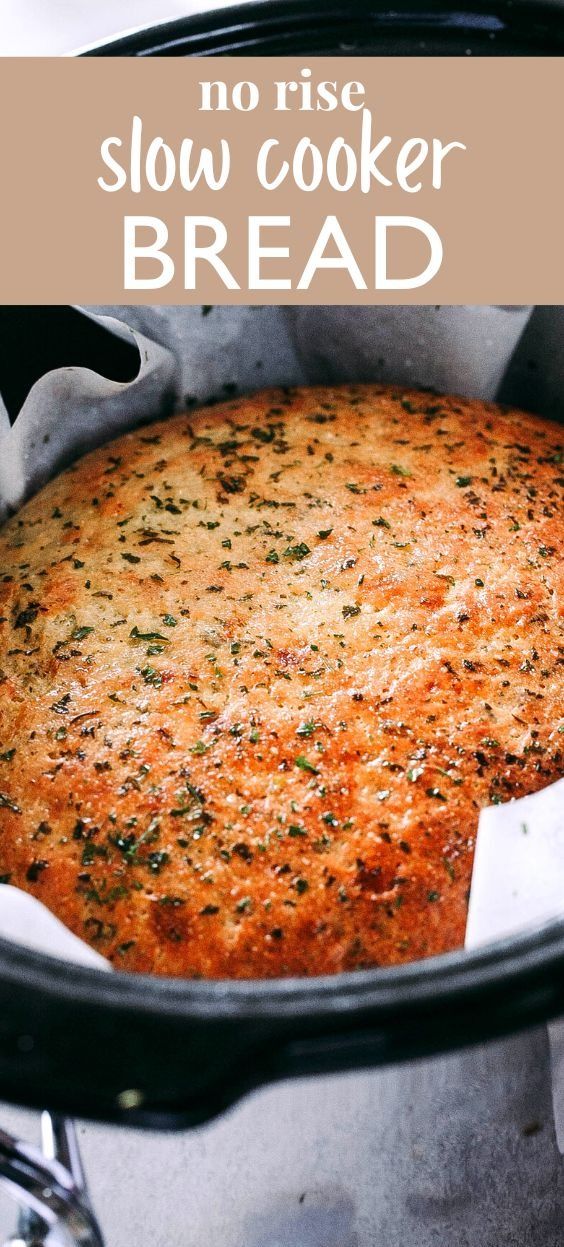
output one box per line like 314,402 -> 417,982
0,313 -> 178,520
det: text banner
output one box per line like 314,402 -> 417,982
0,57 -> 562,303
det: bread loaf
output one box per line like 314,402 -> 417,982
0,385 -> 561,977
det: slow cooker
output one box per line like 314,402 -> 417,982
0,5 -> 563,1245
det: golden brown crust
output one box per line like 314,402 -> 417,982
0,384 -> 562,977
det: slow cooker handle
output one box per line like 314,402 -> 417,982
0,1114 -> 104,1247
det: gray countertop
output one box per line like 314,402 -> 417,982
0,1026 -> 562,1246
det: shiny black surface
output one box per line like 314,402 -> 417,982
1,918 -> 564,1127
83,0 -> 564,56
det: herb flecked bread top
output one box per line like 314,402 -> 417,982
0,385 -> 562,977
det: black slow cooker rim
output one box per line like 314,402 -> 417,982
79,0 -> 564,57
3,915 -> 564,1022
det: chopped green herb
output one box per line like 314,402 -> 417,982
51,693 -> 71,715
147,850 -> 169,874
139,666 -> 163,689
283,543 -> 311,562
295,756 -> 319,775
0,793 -> 21,813
71,625 -> 94,642
130,627 -> 169,644
190,741 -> 208,755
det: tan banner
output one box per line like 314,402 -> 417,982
0,57 -> 563,303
